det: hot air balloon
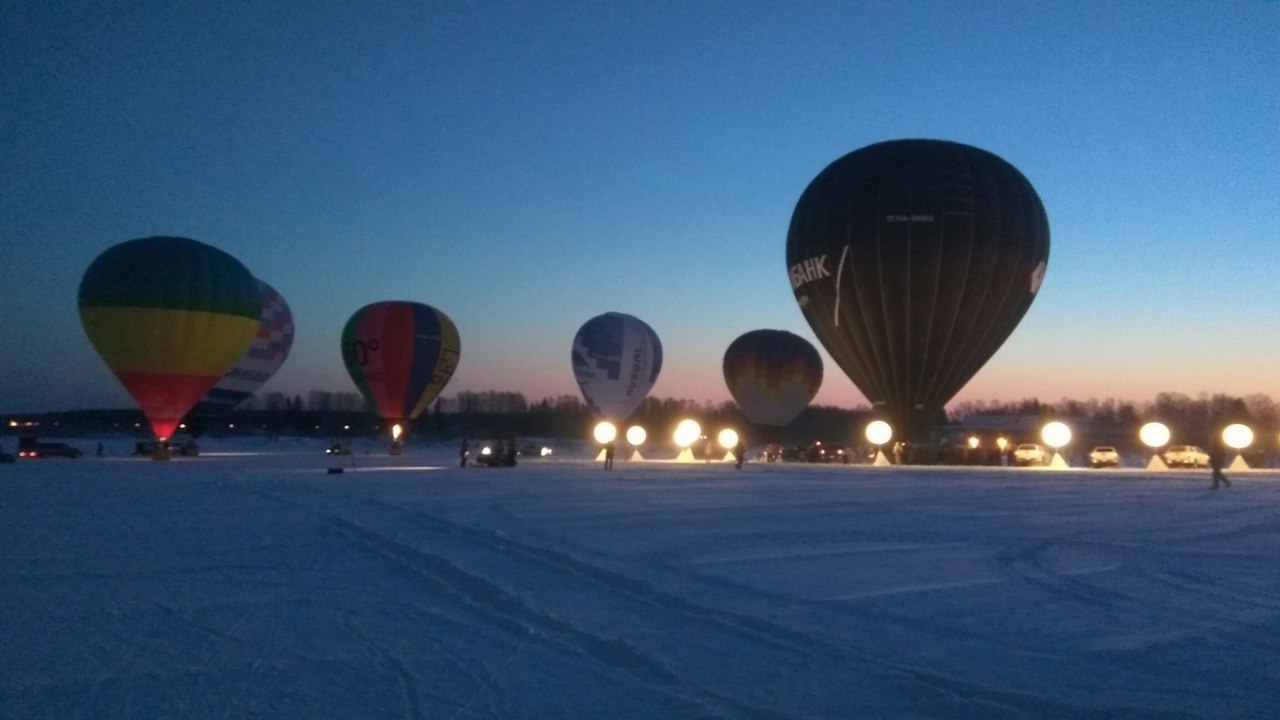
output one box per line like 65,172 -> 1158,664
341,301 -> 460,450
78,236 -> 261,451
571,312 -> 662,422
722,330 -> 823,427
189,279 -> 295,417
786,139 -> 1050,441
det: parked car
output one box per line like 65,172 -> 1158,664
1088,446 -> 1120,468
17,437 -> 83,459
518,443 -> 553,459
1013,443 -> 1047,466
325,440 -> 352,456
805,441 -> 848,463
1164,445 -> 1210,468
780,445 -> 807,462
475,442 -> 517,467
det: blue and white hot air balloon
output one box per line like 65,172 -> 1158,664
571,312 -> 662,422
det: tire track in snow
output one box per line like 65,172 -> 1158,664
381,500 -> 836,659
320,515 -> 748,719
1136,554 -> 1280,614
340,611 -> 426,720
289,490 -> 1133,718
363,502 -> 1134,720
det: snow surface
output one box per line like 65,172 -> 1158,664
3,438 -> 1280,719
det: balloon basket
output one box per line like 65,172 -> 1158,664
152,443 -> 171,461
389,441 -> 402,456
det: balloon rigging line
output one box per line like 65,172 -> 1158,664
833,243 -> 849,329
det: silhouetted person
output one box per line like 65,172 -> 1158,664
603,440 -> 615,470
1209,443 -> 1231,489
459,438 -> 469,468
96,442 -> 104,458
734,439 -> 746,470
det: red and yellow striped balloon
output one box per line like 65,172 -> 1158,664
78,237 -> 261,440
341,301 -> 461,422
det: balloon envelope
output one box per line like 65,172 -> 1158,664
571,312 -> 662,422
723,330 -> 823,426
341,301 -> 460,421
786,139 -> 1050,439
190,279 -> 295,416
78,236 -> 261,440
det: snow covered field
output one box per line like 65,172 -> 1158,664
3,439 -> 1279,719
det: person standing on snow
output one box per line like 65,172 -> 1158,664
603,440 -> 615,470
459,438 -> 470,468
1209,441 -> 1231,489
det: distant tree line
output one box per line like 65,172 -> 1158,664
5,391 -> 1277,456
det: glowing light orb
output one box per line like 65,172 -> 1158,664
626,425 -> 647,446
674,419 -> 701,448
1222,423 -> 1253,450
865,420 -> 892,446
967,436 -> 980,450
718,428 -> 739,449
996,437 -> 1009,451
1139,422 -> 1170,448
593,421 -> 618,444
1041,421 -> 1071,449
391,423 -> 402,441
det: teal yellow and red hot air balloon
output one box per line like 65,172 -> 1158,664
78,237 -> 261,446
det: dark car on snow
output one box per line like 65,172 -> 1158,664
805,441 -> 849,464
18,437 -> 83,459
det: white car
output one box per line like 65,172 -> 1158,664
1014,443 -> 1048,466
1088,446 -> 1120,468
1164,445 -> 1210,468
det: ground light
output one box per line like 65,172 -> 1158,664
593,421 -> 618,444
996,437 -> 1009,465
717,429 -> 739,462
390,423 -> 403,456
1222,423 -> 1253,470
1140,422 -> 1171,470
674,419 -> 701,462
865,420 -> 892,466
626,425 -> 646,461
593,421 -> 618,462
1041,421 -> 1072,468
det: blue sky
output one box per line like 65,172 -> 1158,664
2,1 -> 1277,413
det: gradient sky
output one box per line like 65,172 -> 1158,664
2,1 -> 1277,414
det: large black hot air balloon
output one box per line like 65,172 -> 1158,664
786,139 -> 1049,441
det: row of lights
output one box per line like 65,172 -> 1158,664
874,420 -> 1266,452
592,418 -> 1271,457
592,420 -> 740,452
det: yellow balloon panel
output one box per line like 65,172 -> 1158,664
80,306 -> 259,376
